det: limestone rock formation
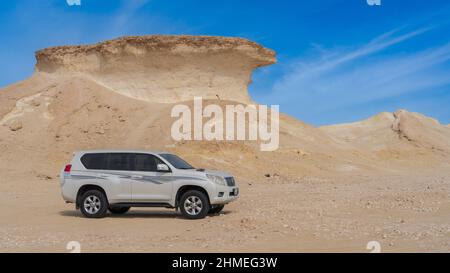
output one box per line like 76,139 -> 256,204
35,35 -> 276,103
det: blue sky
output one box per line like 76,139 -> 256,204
0,0 -> 449,125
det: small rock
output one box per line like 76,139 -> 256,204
264,174 -> 271,178
37,174 -> 52,180
8,120 -> 22,131
96,127 -> 105,134
31,100 -> 41,107
240,218 -> 249,224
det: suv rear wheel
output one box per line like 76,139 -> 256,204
79,190 -> 108,218
108,206 -> 130,214
180,190 -> 210,219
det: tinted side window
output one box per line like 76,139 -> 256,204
107,153 -> 133,171
135,154 -> 164,172
159,154 -> 194,169
81,153 -> 107,170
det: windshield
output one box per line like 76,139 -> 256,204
159,154 -> 195,169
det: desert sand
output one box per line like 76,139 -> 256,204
0,36 -> 449,252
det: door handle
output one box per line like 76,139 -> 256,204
131,175 -> 143,179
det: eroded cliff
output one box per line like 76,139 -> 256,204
35,35 -> 276,103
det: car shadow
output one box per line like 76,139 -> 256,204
59,210 -> 230,219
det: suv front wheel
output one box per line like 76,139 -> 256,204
79,190 -> 108,218
179,190 -> 210,219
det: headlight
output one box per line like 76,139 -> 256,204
206,174 -> 226,185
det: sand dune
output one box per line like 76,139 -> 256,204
0,36 -> 449,252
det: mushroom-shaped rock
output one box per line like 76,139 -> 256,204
35,35 -> 276,103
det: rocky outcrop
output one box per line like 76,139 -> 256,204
35,35 -> 276,103
321,110 -> 450,153
391,110 -> 450,152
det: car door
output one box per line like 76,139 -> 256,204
96,153 -> 133,203
131,153 -> 173,202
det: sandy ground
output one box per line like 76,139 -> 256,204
1,172 -> 448,253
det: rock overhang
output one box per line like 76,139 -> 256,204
35,35 -> 277,103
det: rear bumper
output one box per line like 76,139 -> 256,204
60,178 -> 77,203
61,189 -> 77,203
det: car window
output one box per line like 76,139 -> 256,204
81,153 -> 107,170
159,154 -> 194,169
135,154 -> 156,172
135,154 -> 166,172
107,153 -> 133,171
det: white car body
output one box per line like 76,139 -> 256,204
60,150 -> 239,214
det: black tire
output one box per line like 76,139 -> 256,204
209,205 -> 225,214
179,190 -> 210,219
108,206 -> 130,214
79,190 -> 108,218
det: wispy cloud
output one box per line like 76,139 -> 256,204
259,26 -> 450,124
113,0 -> 151,33
271,27 -> 432,95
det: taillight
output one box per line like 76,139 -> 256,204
64,164 -> 72,173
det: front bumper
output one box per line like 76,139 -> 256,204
210,185 -> 239,205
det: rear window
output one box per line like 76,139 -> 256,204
80,152 -> 165,171
108,153 -> 133,171
81,153 -> 133,171
80,153 -> 107,170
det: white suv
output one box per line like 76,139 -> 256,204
60,150 -> 239,219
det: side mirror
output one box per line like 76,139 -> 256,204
157,163 -> 170,172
